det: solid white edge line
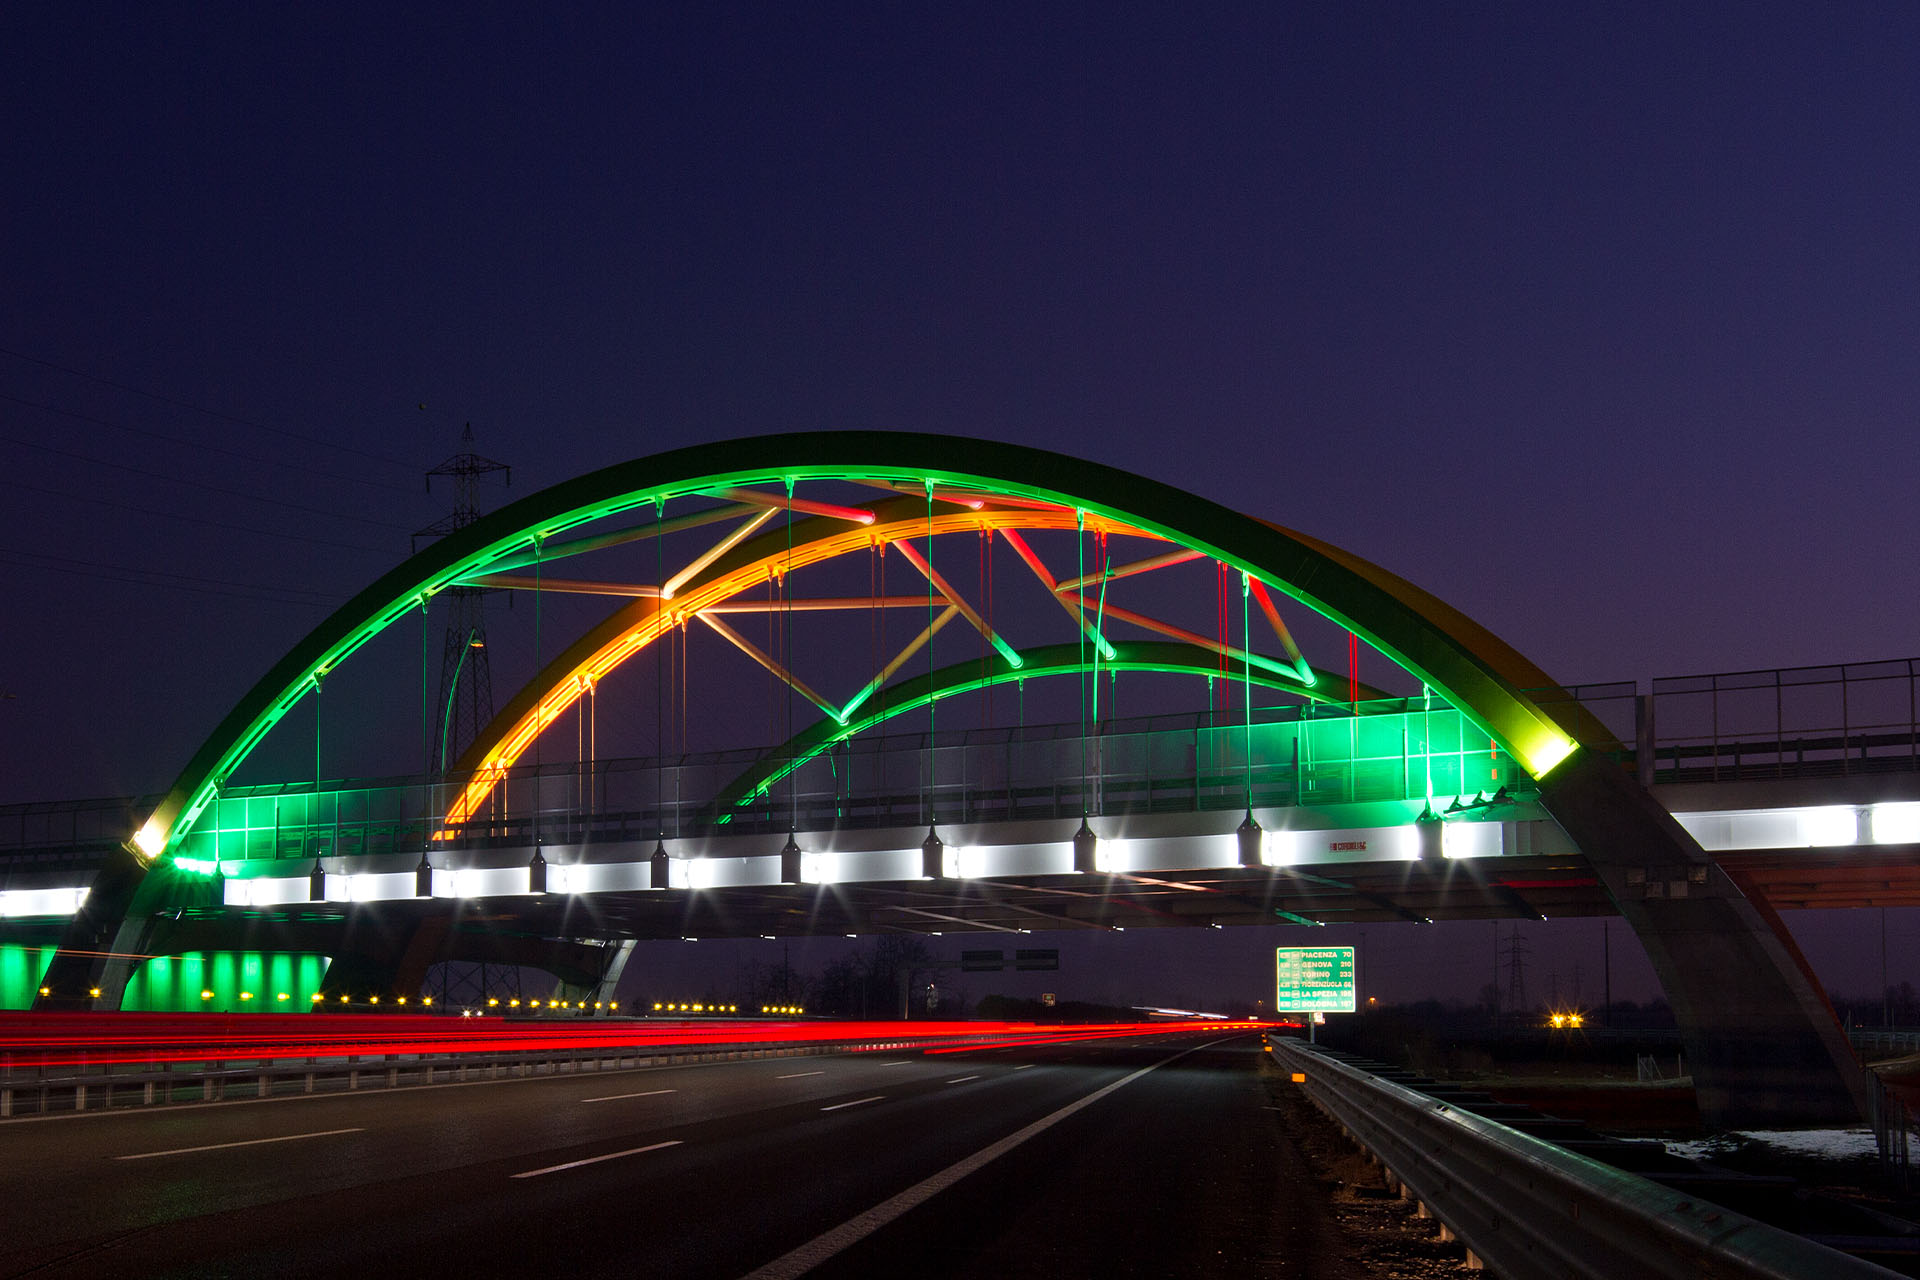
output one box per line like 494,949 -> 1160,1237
115,1127 -> 364,1161
740,1036 -> 1234,1280
511,1139 -> 683,1179
581,1088 -> 677,1103
819,1096 -> 884,1112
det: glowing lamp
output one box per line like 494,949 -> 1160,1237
1872,802 -> 1920,845
131,818 -> 166,863
1804,806 -> 1857,847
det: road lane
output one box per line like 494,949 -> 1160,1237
807,1036 -> 1345,1280
0,1032 -> 1300,1279
2,1049 -> 986,1266
112,1126 -> 366,1161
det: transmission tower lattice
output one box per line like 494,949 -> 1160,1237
416,424 -> 511,779
1501,930 -> 1532,1016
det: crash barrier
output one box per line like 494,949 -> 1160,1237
1270,1036 -> 1899,1279
0,1037 -> 926,1118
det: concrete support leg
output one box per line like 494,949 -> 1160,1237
1539,749 -> 1866,1126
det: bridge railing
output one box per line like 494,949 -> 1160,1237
18,657 -> 1918,862
0,794 -> 150,853
1643,658 -> 1920,784
151,700 -> 1525,862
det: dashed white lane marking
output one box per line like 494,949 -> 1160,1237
944,1076 -> 981,1084
776,1071 -> 825,1079
740,1036 -> 1236,1280
1011,1064 -> 1035,1071
115,1128 -> 364,1161
879,1060 -> 915,1066
819,1096 -> 884,1112
581,1088 -> 676,1103
512,1140 -> 683,1179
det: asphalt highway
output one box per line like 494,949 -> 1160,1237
1,1030 -> 1344,1279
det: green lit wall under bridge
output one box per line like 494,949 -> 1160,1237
121,952 -> 333,1013
1,945 -> 58,1011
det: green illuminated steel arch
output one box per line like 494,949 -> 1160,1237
138,431 -> 1610,862
708,639 -> 1390,815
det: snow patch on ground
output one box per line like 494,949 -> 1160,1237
1664,1128 -> 1881,1162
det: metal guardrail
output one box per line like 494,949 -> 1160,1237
1851,1028 -> 1920,1056
1271,1036 -> 1900,1280
0,1035 -> 928,1119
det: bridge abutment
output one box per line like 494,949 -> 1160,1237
1539,749 -> 1867,1127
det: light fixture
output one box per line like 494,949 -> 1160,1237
1414,807 -> 1443,860
650,837 -> 671,890
921,824 -> 944,880
415,851 -> 434,898
1237,810 -> 1264,868
528,846 -> 547,894
780,829 -> 803,884
309,858 -> 328,902
1072,818 -> 1099,874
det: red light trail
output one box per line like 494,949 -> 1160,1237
0,1012 -> 1283,1070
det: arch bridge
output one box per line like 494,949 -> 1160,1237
18,433 -> 1877,1125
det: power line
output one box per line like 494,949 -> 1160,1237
0,391 -> 419,495
10,478 -> 394,555
0,345 -> 417,470
0,547 -> 346,607
0,430 -> 415,531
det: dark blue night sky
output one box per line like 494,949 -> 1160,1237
3,4 -> 1916,1005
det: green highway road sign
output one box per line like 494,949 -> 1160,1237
1275,946 -> 1355,1013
